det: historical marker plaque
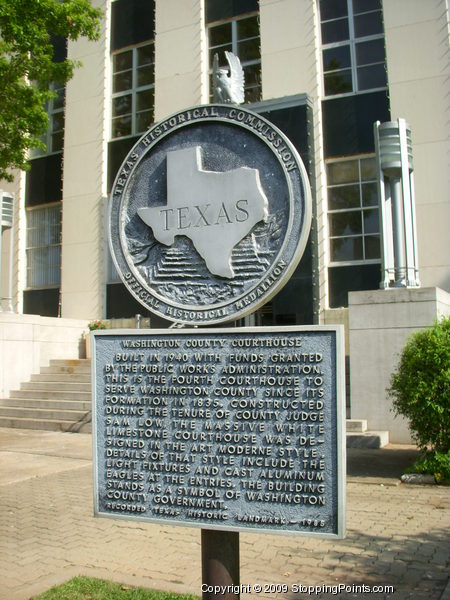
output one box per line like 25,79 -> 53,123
108,105 -> 312,325
92,326 -> 345,538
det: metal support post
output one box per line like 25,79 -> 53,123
390,177 -> 406,287
201,530 -> 240,599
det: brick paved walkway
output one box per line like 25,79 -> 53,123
0,429 -> 449,599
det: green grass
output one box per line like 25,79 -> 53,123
31,576 -> 200,600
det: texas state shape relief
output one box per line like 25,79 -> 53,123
138,147 -> 268,279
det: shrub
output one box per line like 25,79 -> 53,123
388,315 -> 450,454
88,319 -> 106,331
405,450 -> 450,483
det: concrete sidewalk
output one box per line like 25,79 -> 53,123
0,428 -> 448,599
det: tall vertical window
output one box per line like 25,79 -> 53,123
29,83 -> 65,158
46,84 -> 65,153
26,204 -> 61,288
111,41 -> 155,139
319,0 -> 387,97
208,13 -> 261,103
327,156 -> 380,264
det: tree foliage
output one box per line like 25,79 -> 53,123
388,316 -> 450,454
0,0 -> 102,181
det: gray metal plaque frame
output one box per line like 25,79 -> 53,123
92,326 -> 346,539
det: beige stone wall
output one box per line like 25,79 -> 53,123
383,0 -> 450,293
260,0 -> 329,315
60,0 -> 109,320
0,313 -> 88,398
154,0 -> 206,120
322,308 -> 349,354
349,287 -> 450,443
260,0 -> 319,100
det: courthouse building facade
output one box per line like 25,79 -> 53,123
1,0 -> 449,329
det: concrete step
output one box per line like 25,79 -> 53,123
0,397 -> 91,411
0,357 -> 92,433
30,373 -> 91,383
9,389 -> 91,401
0,416 -> 91,433
49,359 -> 91,367
0,406 -> 90,421
40,366 -> 91,376
40,359 -> 91,375
346,419 -> 368,433
346,430 -> 390,448
20,381 -> 91,393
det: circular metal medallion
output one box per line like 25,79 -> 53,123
109,104 -> 312,325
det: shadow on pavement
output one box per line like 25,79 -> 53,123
281,527 -> 449,599
346,445 -> 420,480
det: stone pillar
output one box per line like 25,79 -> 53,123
154,0 -> 206,120
60,0 -> 109,319
383,0 -> 450,290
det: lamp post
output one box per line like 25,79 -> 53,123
374,119 -> 420,289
